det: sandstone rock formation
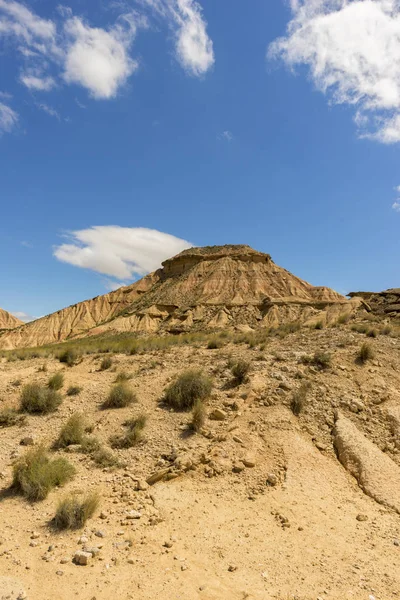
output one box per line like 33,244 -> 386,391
0,308 -> 23,330
348,288 -> 400,317
0,245 -> 362,349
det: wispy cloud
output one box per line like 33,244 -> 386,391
53,225 -> 193,280
392,201 -> 400,213
218,130 -> 233,142
269,0 -> 400,144
20,73 -> 56,91
36,102 -> 60,119
142,0 -> 214,76
0,101 -> 18,134
11,310 -> 37,323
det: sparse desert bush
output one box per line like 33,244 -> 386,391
367,328 -> 378,338
114,371 -> 133,383
100,356 -> 113,371
20,383 -> 62,414
314,320 -> 324,330
358,342 -> 375,364
337,313 -> 351,325
92,446 -> 120,468
80,436 -> 101,454
103,383 -> 137,409
382,324 -> 393,335
189,400 -> 206,432
207,338 -> 224,349
290,382 -> 312,416
12,446 -> 75,501
231,360 -> 251,384
37,364 -> 47,372
351,323 -> 369,334
47,372 -> 64,390
164,370 -> 212,410
110,414 -> 147,449
66,385 -> 82,396
55,413 -> 86,448
59,348 -> 78,366
53,492 -> 100,530
0,408 -> 26,427
301,351 -> 332,370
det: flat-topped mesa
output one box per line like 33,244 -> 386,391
161,245 -> 271,278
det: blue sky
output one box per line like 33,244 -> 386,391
0,0 -> 399,321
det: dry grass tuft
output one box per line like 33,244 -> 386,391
47,372 -> 64,390
164,370 -> 212,410
20,383 -> 62,414
53,492 -> 100,530
103,383 -> 137,409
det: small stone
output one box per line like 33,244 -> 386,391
242,456 -> 256,468
146,468 -> 170,486
394,539 -> 400,546
56,570 -> 64,576
136,480 -> 149,491
209,408 -> 227,421
164,540 -> 173,548
127,558 -> 134,564
78,536 -> 88,544
95,530 -> 106,538
20,437 -> 34,446
83,547 -> 100,557
356,514 -> 368,522
99,511 -> 108,520
31,532 -> 40,539
232,463 -> 245,473
232,436 -> 243,444
74,550 -> 92,566
126,510 -> 141,520
60,557 -> 69,564
228,565 -> 237,572
266,473 -> 277,486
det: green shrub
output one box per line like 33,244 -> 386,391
100,356 -> 113,371
0,408 -> 26,427
66,386 -> 82,396
20,383 -> 62,414
59,348 -> 78,367
164,370 -> 212,410
110,414 -> 147,449
92,447 -> 120,468
207,338 -> 224,350
53,492 -> 100,530
189,400 -> 206,432
290,382 -> 311,416
12,446 -> 75,501
55,413 -> 86,448
302,351 -> 332,370
358,342 -> 374,364
231,360 -> 251,384
103,383 -> 137,409
47,372 -> 64,390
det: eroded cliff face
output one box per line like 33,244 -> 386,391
349,289 -> 400,317
0,308 -> 23,330
0,245 -> 361,350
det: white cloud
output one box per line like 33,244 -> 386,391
103,278 -> 129,292
53,226 -> 193,279
0,0 -> 56,43
395,185 -> 400,194
269,0 -> 400,143
219,130 -> 233,142
0,101 -> 18,133
142,0 -> 214,76
63,16 -> 138,99
36,102 -> 60,119
392,201 -> 400,212
20,74 -> 55,91
11,310 -> 37,323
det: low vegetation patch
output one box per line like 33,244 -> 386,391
189,399 -> 206,432
367,328 -> 378,338
301,351 -> 332,370
53,492 -> 100,530
12,446 -> 75,501
92,446 -> 121,468
47,372 -> 64,390
54,413 -> 86,448
382,324 -> 393,335
0,408 -> 26,428
100,356 -> 113,371
58,348 -> 78,366
358,342 -> 375,364
110,414 -> 147,449
207,338 -> 224,349
66,385 -> 82,396
114,371 -> 133,383
164,370 -> 212,410
290,382 -> 312,416
20,383 -> 62,414
231,360 -> 251,384
103,383 -> 137,409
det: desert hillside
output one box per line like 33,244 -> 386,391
0,315 -> 400,600
0,245 -> 359,350
0,308 -> 22,330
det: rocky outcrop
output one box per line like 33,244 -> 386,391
0,308 -> 23,330
349,289 -> 400,316
334,413 -> 400,513
0,245 -> 359,350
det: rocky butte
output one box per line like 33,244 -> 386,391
0,244 -> 364,350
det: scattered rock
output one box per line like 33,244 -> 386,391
209,408 -> 227,421
74,550 -> 92,566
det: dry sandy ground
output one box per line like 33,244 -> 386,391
0,326 -> 400,600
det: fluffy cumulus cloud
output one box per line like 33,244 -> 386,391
142,0 -> 214,76
53,226 -> 193,281
268,0 -> 400,143
0,0 -> 214,121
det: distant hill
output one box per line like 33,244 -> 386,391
0,307 -> 23,331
